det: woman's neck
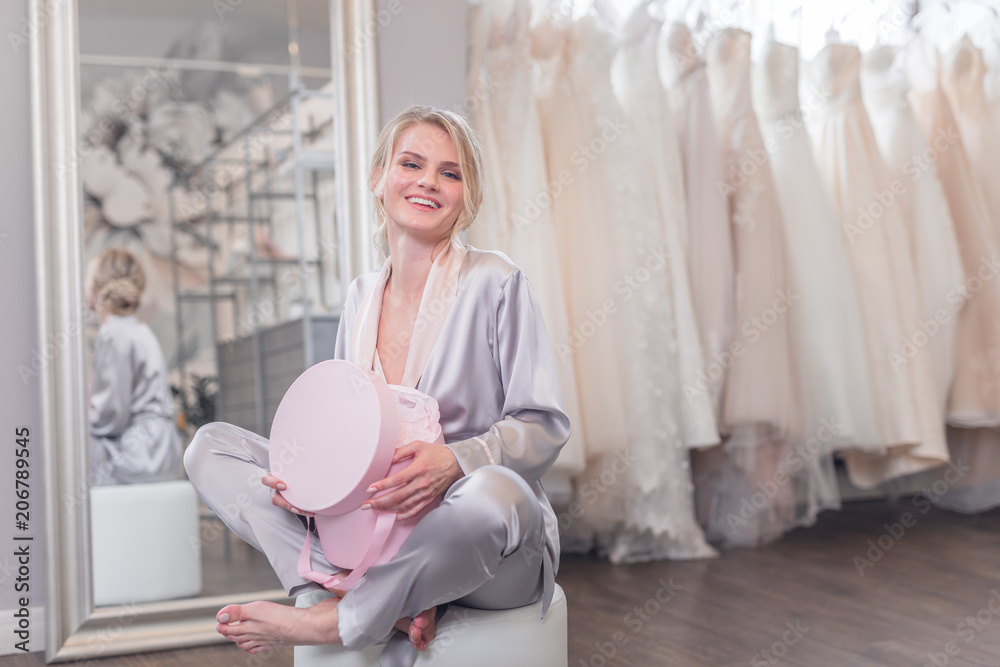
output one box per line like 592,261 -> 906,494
385,232 -> 451,300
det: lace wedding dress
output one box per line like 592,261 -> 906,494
534,9 -> 715,561
659,21 -> 734,422
465,0 -> 586,492
611,5 -> 719,449
695,28 -> 800,547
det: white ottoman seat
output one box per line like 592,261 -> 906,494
90,480 -> 202,606
294,584 -> 568,666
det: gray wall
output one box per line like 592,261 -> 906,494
376,0 -> 467,124
0,0 -> 44,631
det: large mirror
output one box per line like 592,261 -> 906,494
33,0 -> 378,660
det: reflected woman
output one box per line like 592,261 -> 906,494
184,106 -> 569,661
86,248 -> 181,486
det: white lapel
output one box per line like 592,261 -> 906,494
351,244 -> 466,388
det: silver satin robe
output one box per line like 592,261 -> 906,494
89,314 -> 181,485
334,246 -> 570,576
184,246 -> 570,661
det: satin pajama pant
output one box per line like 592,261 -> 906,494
183,422 -> 548,653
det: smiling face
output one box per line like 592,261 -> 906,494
381,122 -> 465,246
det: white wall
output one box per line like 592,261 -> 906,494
375,0 -> 467,124
0,0 -> 45,653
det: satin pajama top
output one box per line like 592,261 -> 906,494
333,245 -> 571,574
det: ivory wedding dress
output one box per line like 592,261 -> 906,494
753,39 -> 881,452
465,0 -> 585,491
893,34 -> 1000,513
803,42 -> 948,487
907,36 -> 1000,428
611,5 -> 719,449
659,21 -> 734,422
943,36 -> 1000,241
861,43 -> 964,411
695,28 -> 799,547
533,10 -> 715,562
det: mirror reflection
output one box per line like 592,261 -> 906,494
78,0 -> 339,606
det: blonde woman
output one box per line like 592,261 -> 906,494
86,248 -> 180,485
184,106 -> 569,661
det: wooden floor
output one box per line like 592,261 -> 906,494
197,512 -> 284,597
11,500 -> 1000,666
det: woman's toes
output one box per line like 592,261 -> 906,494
217,603 -> 243,625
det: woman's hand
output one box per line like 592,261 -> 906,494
363,441 -> 463,520
261,473 -> 315,518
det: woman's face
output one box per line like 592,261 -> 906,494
381,123 -> 464,245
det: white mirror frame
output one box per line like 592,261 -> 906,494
32,0 -> 379,660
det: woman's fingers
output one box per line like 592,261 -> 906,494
261,473 -> 286,491
391,441 -> 421,464
366,466 -> 413,496
261,473 -> 314,517
363,481 -> 417,512
366,443 -> 460,516
395,499 -> 430,521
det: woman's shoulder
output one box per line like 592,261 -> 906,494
343,245 -> 525,300
96,315 -> 157,354
461,245 -> 522,286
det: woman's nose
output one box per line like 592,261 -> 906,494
417,170 -> 439,189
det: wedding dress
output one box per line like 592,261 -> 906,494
750,38 -> 905,521
695,28 -> 799,547
533,9 -> 715,562
943,36 -> 1000,241
907,36 -> 1000,428
611,5 -> 719,449
659,21 -> 734,421
802,42 -> 948,487
753,39 -> 881,452
465,0 -> 585,493
902,34 -> 1000,513
861,44 -> 964,411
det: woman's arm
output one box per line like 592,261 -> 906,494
366,268 -> 571,518
444,268 -> 571,485
89,332 -> 134,440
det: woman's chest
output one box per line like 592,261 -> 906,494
376,296 -> 420,385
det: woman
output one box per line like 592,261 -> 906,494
87,247 -> 181,485
184,106 -> 570,660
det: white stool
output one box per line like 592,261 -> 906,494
90,480 -> 203,606
294,584 -> 568,666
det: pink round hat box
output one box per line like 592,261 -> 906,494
269,359 -> 443,584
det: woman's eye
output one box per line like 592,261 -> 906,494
443,171 -> 461,181
402,161 -> 418,169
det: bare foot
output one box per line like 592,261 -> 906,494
216,597 -> 341,654
410,606 -> 437,650
393,606 -> 437,651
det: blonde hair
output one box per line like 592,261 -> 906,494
369,106 -> 484,259
91,248 -> 146,315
